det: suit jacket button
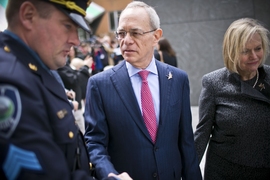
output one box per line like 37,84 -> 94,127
152,172 -> 158,178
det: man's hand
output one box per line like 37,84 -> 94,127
84,56 -> 93,68
71,100 -> 79,111
66,89 -> 75,100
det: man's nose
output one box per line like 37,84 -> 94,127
123,32 -> 134,44
69,31 -> 80,46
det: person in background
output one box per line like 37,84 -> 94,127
111,38 -> 123,65
69,46 -> 93,100
92,40 -> 105,74
194,18 -> 270,179
101,34 -> 115,66
51,69 -> 79,111
77,41 -> 93,60
154,37 -> 178,67
0,0 -> 131,179
67,46 -> 78,64
84,1 -> 202,180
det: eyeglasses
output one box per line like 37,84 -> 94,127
115,29 -> 157,40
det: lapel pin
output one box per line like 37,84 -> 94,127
28,63 -> 38,71
167,71 -> 172,80
258,83 -> 265,91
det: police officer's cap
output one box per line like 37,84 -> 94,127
44,0 -> 92,33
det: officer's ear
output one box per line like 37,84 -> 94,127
19,2 -> 38,30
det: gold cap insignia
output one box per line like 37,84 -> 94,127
28,63 -> 38,71
49,0 -> 87,16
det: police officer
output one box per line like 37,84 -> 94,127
0,0 -> 131,179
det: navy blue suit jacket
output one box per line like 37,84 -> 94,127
84,60 -> 202,180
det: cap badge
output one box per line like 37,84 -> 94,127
49,0 -> 86,16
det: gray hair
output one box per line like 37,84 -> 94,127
120,1 -> 160,29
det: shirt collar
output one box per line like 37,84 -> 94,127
126,56 -> 158,77
3,30 -> 51,73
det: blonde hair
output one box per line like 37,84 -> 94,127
223,18 -> 269,73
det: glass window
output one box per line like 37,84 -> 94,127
109,11 -> 122,31
78,28 -> 90,42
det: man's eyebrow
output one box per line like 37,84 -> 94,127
130,28 -> 140,31
117,28 -> 141,31
116,28 -> 124,31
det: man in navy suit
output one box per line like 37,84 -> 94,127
84,1 -> 202,180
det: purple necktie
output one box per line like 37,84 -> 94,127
138,70 -> 157,143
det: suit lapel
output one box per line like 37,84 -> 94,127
110,61 -> 175,143
156,61 -> 173,140
241,81 -> 270,104
240,66 -> 270,104
110,61 -> 152,141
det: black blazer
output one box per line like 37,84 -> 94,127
195,66 -> 270,168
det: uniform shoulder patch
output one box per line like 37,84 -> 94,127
0,85 -> 21,138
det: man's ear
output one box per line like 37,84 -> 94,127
19,2 -> 38,30
153,28 -> 163,44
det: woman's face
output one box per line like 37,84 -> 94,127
238,33 -> 263,78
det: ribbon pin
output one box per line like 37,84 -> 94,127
167,72 -> 172,80
258,83 -> 265,91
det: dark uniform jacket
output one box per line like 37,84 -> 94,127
0,31 -> 109,180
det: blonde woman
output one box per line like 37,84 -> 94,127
195,18 -> 270,179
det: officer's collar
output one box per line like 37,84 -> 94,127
3,30 -> 51,74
